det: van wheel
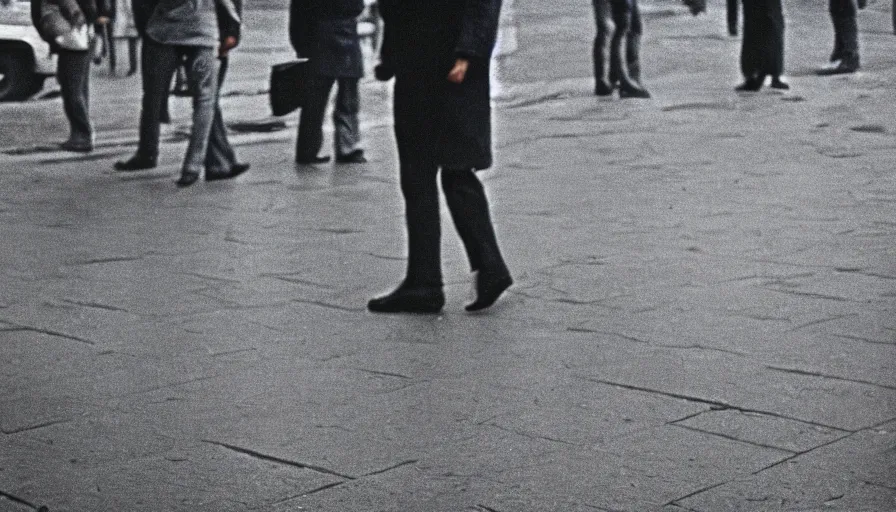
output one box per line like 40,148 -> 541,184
0,52 -> 43,101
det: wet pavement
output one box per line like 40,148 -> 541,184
1,0 -> 895,510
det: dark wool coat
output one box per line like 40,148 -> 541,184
289,0 -> 364,78
740,0 -> 785,78
379,0 -> 502,170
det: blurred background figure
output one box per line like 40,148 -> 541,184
31,0 -> 111,152
736,0 -> 788,91
591,0 -> 651,99
817,0 -> 865,75
108,0 -> 138,75
289,0 -> 366,164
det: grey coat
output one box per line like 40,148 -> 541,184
289,0 -> 364,78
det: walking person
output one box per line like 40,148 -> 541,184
368,0 -> 512,314
108,0 -> 138,76
736,0 -> 789,91
817,0 -> 866,75
289,0 -> 366,164
114,0 -> 246,187
592,0 -> 650,98
31,0 -> 111,153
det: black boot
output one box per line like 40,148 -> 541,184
735,74 -> 764,92
368,281 -> 445,314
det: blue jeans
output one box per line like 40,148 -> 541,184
137,38 -> 218,174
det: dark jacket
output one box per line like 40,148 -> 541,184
289,0 -> 364,78
379,0 -> 501,74
31,0 -> 112,48
379,0 -> 502,170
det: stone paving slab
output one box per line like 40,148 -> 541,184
1,0 -> 895,510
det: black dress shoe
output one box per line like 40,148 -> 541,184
115,154 -> 157,171
594,79 -> 614,96
368,284 -> 445,314
466,270 -> 513,312
618,83 -> 651,99
60,140 -> 93,153
335,149 -> 367,163
770,77 -> 790,90
816,60 -> 859,76
175,171 -> 200,188
206,163 -> 250,182
295,154 -> 331,164
735,75 -> 764,92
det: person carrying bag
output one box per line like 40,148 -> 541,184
31,0 -> 111,152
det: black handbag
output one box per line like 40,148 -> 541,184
269,59 -> 309,117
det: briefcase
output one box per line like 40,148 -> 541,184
269,59 -> 310,117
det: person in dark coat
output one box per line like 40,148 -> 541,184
736,0 -> 789,91
592,0 -> 650,98
31,0 -> 112,152
367,0 -> 512,314
289,0 -> 366,164
817,0 -> 866,75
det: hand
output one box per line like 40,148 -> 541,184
447,58 -> 469,84
96,16 -> 110,25
219,36 -> 238,57
374,62 -> 394,82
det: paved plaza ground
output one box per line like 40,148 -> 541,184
0,0 -> 894,510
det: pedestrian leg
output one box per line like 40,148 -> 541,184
333,77 -> 364,162
57,49 -> 93,150
609,0 -> 649,98
177,46 -> 219,185
205,57 -> 237,173
592,0 -> 613,95
441,168 -> 512,311
296,76 -> 335,163
727,0 -> 739,36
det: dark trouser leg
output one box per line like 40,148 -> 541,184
57,50 -> 93,144
394,74 -> 442,287
766,0 -> 786,78
830,0 -> 860,66
128,38 -> 139,75
626,0 -> 643,83
740,3 -> 762,80
138,39 -> 179,159
608,0 -> 638,89
441,168 -> 507,275
592,0 -> 612,93
333,77 -> 361,157
205,57 -> 237,173
296,76 -> 336,160
727,0 -> 739,36
181,45 -> 218,174
108,38 -> 117,74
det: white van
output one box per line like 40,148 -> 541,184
0,0 -> 55,101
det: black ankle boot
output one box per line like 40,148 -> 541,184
114,154 -> 157,171
735,74 -> 764,92
466,268 -> 513,312
368,283 -> 445,314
